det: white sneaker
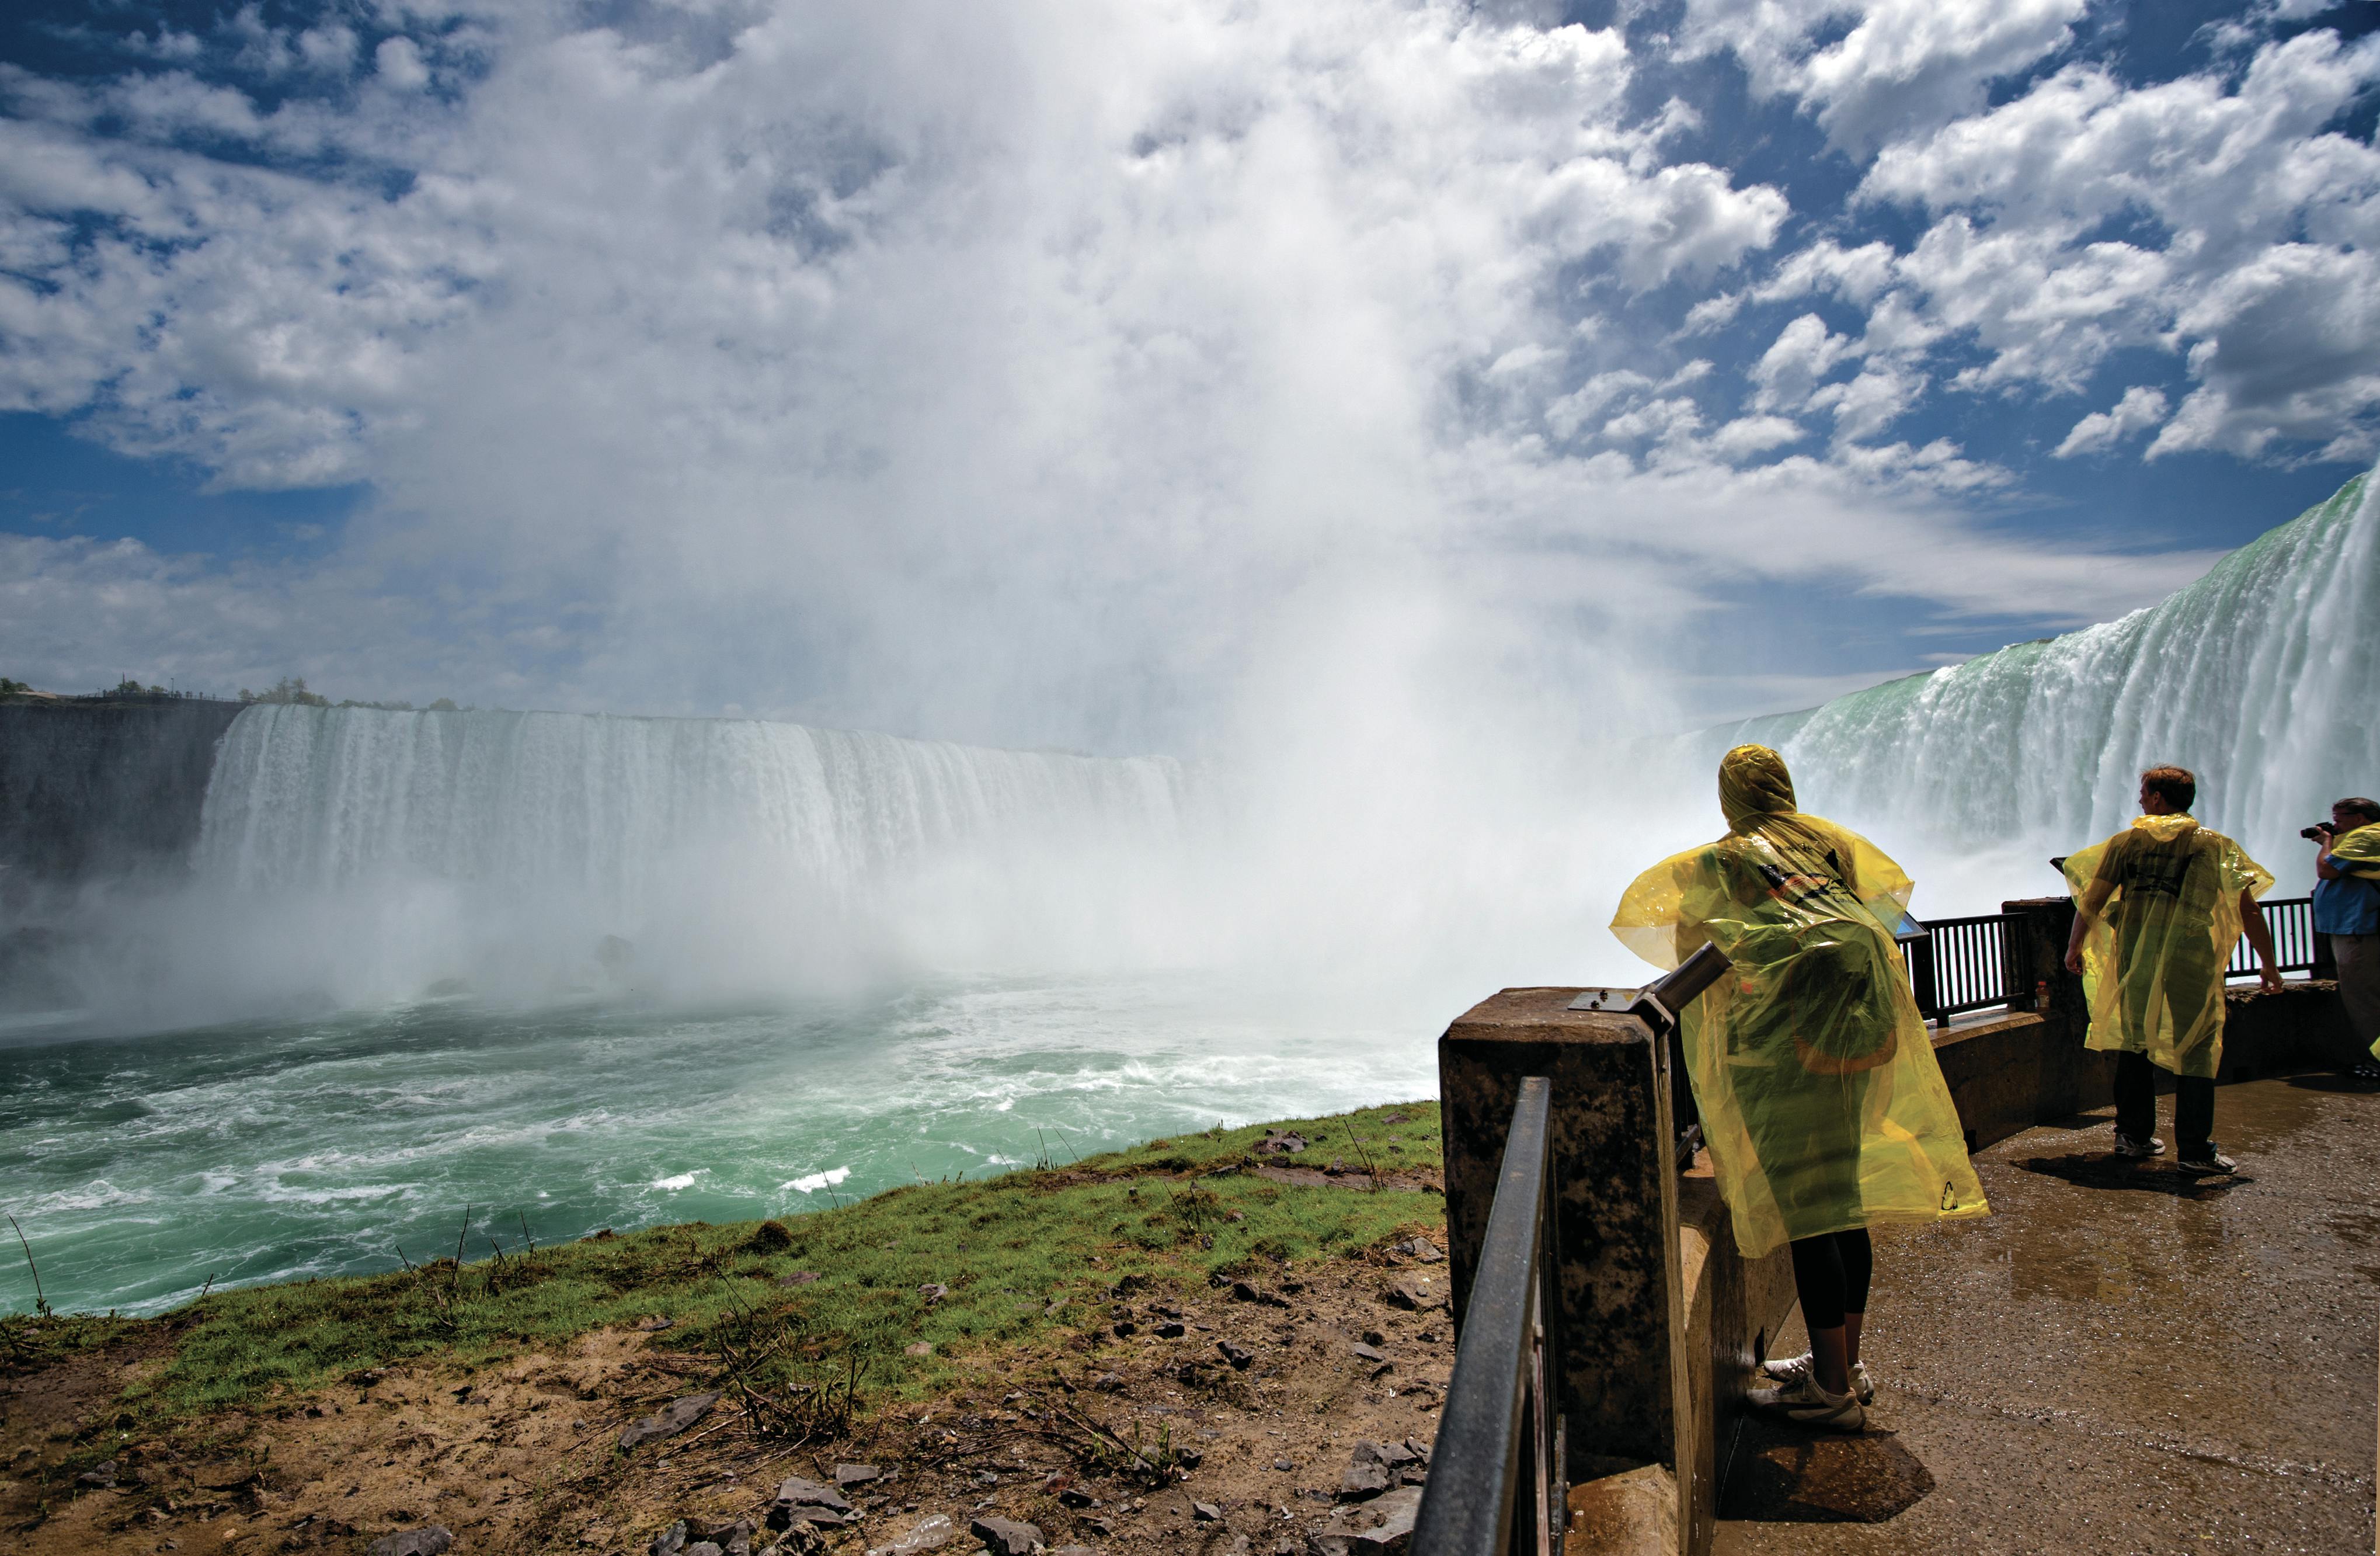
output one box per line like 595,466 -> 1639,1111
2111,1133 -> 2164,1158
1747,1373 -> 1864,1431
1760,1353 -> 1875,1404
2176,1148 -> 2236,1175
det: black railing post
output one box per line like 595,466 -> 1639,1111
1906,925 -> 1942,1026
1412,1076 -> 1561,1556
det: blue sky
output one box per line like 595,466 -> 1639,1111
2,1 -> 2376,744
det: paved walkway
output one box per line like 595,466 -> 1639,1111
1714,1076 -> 2378,1555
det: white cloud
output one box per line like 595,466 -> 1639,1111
2152,244 -> 2380,461
1810,364 -> 1926,444
375,37 -> 431,91
1707,414 -> 1806,461
2055,385 -> 2169,457
1748,312 -> 1860,412
1679,0 -> 2087,154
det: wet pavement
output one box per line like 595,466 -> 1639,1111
1714,1075 -> 2379,1555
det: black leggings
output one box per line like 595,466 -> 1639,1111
1788,1228 -> 1873,1331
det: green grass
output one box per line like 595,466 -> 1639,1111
111,1102 -> 1443,1422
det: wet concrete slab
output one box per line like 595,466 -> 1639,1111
1713,1075 -> 2379,1555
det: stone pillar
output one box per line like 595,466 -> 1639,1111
2003,895 -> 2083,1027
1439,988 -> 1680,1477
2003,894 -> 2112,1119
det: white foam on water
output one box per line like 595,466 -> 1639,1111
785,1167 -> 852,1194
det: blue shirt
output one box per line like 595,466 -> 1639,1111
2314,867 -> 2380,936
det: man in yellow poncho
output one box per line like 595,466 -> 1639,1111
1613,745 -> 1986,1432
2309,797 -> 2380,1055
2062,765 -> 2280,1175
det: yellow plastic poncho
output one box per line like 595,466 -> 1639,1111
2332,823 -> 2380,883
2343,828 -> 2380,1060
2062,815 -> 2273,1079
1611,745 -> 1988,1259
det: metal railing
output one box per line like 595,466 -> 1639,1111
1903,912 -> 2026,1027
2229,895 -> 2320,978
1410,1076 -> 1564,1556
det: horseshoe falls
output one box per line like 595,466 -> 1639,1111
1713,475 -> 2380,906
0,710 -> 1437,1317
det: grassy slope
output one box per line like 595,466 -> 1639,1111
71,1103 -> 1444,1423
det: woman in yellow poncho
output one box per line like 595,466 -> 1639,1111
2061,765 -> 2280,1173
1612,745 -> 1986,1432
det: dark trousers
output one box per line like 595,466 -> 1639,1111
1787,1228 -> 1873,1331
2114,1049 -> 2214,1155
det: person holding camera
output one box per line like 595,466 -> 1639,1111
2063,765 -> 2279,1175
2310,797 -> 2380,1051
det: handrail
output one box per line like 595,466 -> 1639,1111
1411,1076 -> 1561,1556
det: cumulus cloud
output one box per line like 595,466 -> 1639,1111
1749,314 -> 1860,412
2055,385 -> 2169,457
1679,0 -> 2088,154
1669,22 -> 2380,470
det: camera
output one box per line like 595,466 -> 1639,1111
2302,822 -> 2336,840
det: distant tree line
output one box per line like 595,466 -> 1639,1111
239,678 -> 462,710
0,673 -> 463,710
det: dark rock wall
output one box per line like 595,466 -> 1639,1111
0,701 -> 245,885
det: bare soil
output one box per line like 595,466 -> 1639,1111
1,1245 -> 1456,1555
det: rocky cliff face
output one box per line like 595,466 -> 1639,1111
0,700 -> 245,891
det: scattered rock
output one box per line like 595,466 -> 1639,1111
1380,1279 -> 1443,1312
1194,1501 -> 1225,1523
969,1514 -> 1046,1555
875,1512 -> 958,1554
777,1270 -> 822,1287
1155,1322 -> 1186,1339
1311,1486 -> 1422,1554
1383,1113 -> 1411,1124
1112,1274 -> 1152,1294
1324,1158 -> 1346,1176
636,1316 -> 676,1332
651,1520 -> 689,1555
1350,1343 -> 1386,1363
1090,1371 -> 1125,1392
834,1463 -> 882,1486
1255,1130 -> 1309,1155
1356,1440 -> 1422,1470
1339,1458 -> 1393,1501
917,1283 -> 950,1305
1217,1340 -> 1256,1370
619,1392 -> 720,1450
767,1476 -> 857,1532
1393,1237 -> 1444,1264
905,1341 -> 935,1357
1229,1281 -> 1289,1308
75,1460 -> 117,1488
704,1518 -> 758,1555
1273,1458 -> 1295,1472
1112,1320 -> 1137,1338
1057,1486 -> 1101,1509
368,1530 -> 455,1556
1049,1548 -> 1102,1556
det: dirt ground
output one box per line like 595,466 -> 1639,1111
1,1246 -> 1457,1555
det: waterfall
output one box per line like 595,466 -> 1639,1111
1710,473 -> 2379,889
195,706 -> 1189,912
